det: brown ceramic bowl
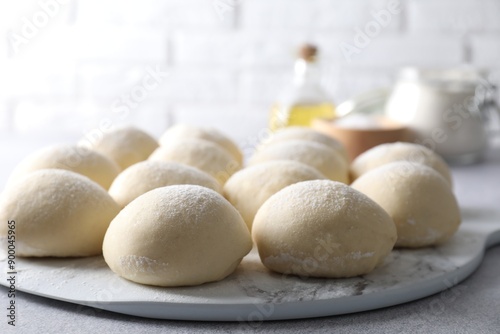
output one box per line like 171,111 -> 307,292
312,116 -> 412,162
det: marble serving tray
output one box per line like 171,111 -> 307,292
1,208 -> 499,321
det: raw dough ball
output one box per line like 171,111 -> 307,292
149,138 -> 241,185
159,124 -> 243,164
0,170 -> 120,257
351,142 -> 452,186
252,180 -> 397,278
260,126 -> 348,161
6,144 -> 120,190
224,161 -> 326,231
81,126 -> 159,170
109,161 -> 221,207
351,162 -> 461,248
249,140 -> 349,183
103,185 -> 252,287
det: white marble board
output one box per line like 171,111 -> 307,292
1,208 -> 499,322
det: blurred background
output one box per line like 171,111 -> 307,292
0,0 -> 499,143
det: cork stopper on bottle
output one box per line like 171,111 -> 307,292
298,44 -> 318,62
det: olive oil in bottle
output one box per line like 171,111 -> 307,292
269,44 -> 335,131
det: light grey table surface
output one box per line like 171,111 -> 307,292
0,136 -> 499,334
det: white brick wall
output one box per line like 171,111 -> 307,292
241,0 -> 401,32
172,104 -> 269,144
77,0 -> 235,30
1,59 -> 77,98
408,0 -> 500,33
73,26 -> 168,62
340,34 -> 465,67
0,0 -> 499,140
471,35 -> 500,68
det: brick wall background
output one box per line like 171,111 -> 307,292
1,0 -> 499,143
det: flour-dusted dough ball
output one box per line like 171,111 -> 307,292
249,140 -> 349,183
6,144 -> 120,190
252,180 -> 397,278
0,170 -> 120,257
109,161 -> 221,207
103,185 -> 252,287
159,124 -> 243,164
261,126 -> 348,161
351,142 -> 452,186
351,162 -> 461,248
223,161 -> 326,231
81,126 -> 159,170
149,138 -> 241,185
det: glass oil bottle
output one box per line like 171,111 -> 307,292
269,44 -> 335,131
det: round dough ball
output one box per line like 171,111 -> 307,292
103,185 -> 252,287
224,161 -> 326,231
351,142 -> 452,186
149,138 -> 241,185
261,126 -> 348,161
159,124 -> 243,164
252,180 -> 397,278
6,144 -> 120,190
351,162 -> 461,248
0,169 -> 120,257
249,140 -> 349,183
81,126 -> 159,170
109,161 -> 221,207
